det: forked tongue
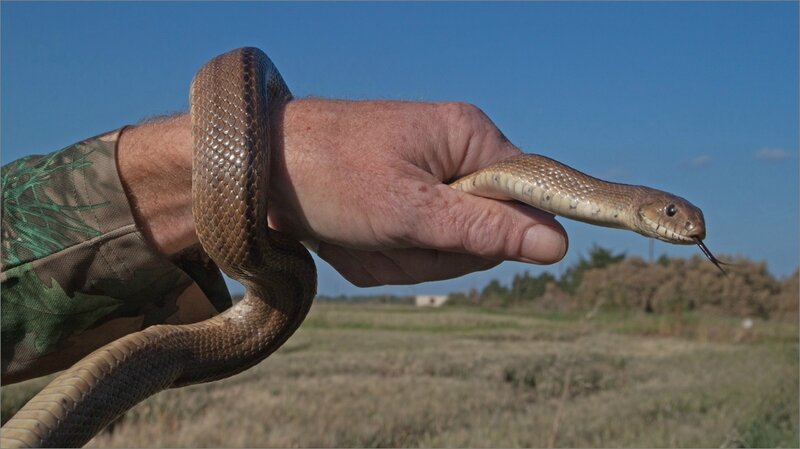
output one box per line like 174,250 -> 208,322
694,237 -> 727,275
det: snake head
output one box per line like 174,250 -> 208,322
635,190 -> 727,274
634,191 -> 706,244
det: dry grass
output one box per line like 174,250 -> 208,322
2,304 -> 797,447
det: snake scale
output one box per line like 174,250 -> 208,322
0,47 -> 720,448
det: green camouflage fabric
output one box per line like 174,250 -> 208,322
1,128 -> 232,384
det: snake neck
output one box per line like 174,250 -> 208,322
452,154 -> 640,231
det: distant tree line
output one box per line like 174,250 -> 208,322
447,245 -> 798,320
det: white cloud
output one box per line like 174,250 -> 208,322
755,148 -> 794,161
688,155 -> 713,169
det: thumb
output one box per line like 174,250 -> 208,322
410,185 -> 569,264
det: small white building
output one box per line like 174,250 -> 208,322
415,295 -> 448,307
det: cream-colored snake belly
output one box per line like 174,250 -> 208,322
0,47 -> 718,448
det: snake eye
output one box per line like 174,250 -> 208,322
666,204 -> 677,217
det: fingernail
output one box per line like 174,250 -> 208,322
520,225 -> 567,264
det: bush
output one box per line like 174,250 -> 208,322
447,244 -> 796,319
574,254 -> 784,318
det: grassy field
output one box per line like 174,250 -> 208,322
2,303 -> 798,447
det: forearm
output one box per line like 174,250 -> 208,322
1,127 -> 232,382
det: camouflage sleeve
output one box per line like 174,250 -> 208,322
1,128 -> 232,384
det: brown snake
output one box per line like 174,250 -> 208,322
0,47 -> 720,448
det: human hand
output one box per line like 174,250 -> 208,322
118,99 -> 567,287
266,99 -> 568,286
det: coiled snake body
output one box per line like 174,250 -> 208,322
0,47 -> 717,447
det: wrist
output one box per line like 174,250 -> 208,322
117,114 -> 198,256
265,100 -> 317,241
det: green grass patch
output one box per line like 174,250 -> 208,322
2,304 -> 796,448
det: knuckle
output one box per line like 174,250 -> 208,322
439,102 -> 506,158
440,101 -> 484,129
459,207 -> 519,258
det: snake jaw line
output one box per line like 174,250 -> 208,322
638,215 -> 694,244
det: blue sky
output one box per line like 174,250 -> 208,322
3,2 -> 797,297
